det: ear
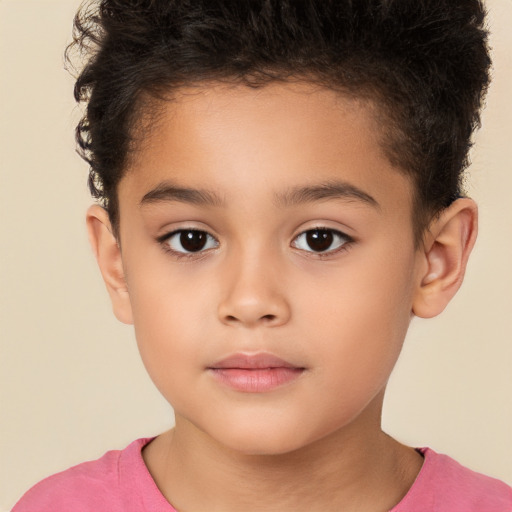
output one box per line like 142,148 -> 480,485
86,205 -> 133,324
412,198 -> 478,318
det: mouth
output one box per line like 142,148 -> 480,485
207,353 -> 305,393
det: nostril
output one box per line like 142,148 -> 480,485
223,313 -> 277,324
218,293 -> 291,327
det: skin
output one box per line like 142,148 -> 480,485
88,82 -> 477,511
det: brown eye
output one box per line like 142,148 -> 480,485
306,230 -> 333,252
180,231 -> 207,252
293,228 -> 350,253
165,229 -> 218,254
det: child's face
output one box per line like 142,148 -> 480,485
114,82 -> 424,454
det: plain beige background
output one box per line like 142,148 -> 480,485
1,0 -> 511,510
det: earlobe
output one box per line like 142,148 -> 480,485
86,205 -> 133,324
412,198 -> 478,319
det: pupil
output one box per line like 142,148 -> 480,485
180,231 -> 207,252
306,230 -> 333,252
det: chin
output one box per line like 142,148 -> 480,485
205,416 -> 323,457
222,432 -> 305,456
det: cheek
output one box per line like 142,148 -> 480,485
125,263 -> 215,395
296,246 -> 416,396
127,247 -> 213,335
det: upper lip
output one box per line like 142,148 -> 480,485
209,353 -> 302,370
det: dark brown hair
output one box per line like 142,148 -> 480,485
67,0 -> 491,242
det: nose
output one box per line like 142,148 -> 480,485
217,253 -> 291,328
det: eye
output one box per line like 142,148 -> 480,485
292,228 -> 351,253
164,229 -> 218,254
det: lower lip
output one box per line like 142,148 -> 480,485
209,367 -> 304,392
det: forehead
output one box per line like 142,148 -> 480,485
122,81 -> 413,215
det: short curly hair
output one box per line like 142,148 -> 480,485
67,0 -> 491,243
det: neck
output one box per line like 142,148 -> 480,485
143,398 -> 423,512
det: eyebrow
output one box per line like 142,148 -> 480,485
140,182 -> 225,208
275,181 -> 380,209
139,179 -> 379,210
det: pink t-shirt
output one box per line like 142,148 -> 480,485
13,438 -> 512,511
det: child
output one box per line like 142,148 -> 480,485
12,0 -> 512,510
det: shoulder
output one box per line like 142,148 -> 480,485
393,447 -> 512,512
12,438 -> 154,512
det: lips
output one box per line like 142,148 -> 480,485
208,353 -> 305,393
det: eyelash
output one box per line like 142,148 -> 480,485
157,229 -> 219,260
291,227 -> 353,258
157,227 -> 353,259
